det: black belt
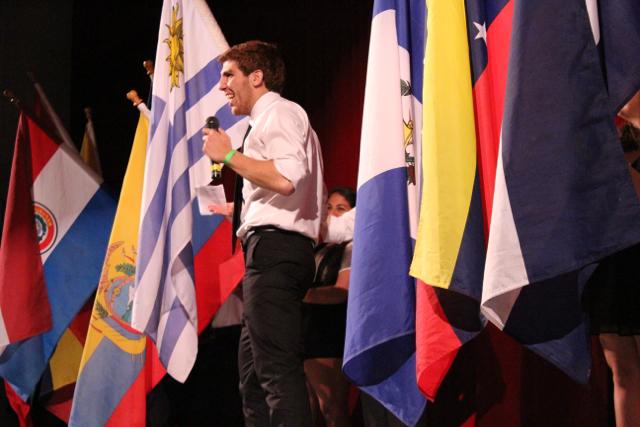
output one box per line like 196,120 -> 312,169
242,225 -> 315,249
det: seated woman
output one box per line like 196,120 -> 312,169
303,187 -> 356,427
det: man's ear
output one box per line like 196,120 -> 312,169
250,69 -> 264,87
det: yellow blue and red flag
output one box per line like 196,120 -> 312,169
69,106 -> 154,427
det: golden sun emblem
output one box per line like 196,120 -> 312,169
163,4 -> 184,91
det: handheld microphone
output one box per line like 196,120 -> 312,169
206,116 -> 222,180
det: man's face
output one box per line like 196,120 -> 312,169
219,60 -> 253,116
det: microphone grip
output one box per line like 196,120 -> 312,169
205,116 -> 223,180
211,162 -> 223,179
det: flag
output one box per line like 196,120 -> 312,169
37,300 -> 91,423
80,108 -> 102,177
409,0 -> 512,400
30,74 -> 76,150
39,107 -> 101,424
132,0 -> 248,383
343,0 -> 427,424
598,0 -> 640,114
69,107 -> 163,427
0,112 -> 115,400
481,0 -> 640,383
0,116 -> 52,350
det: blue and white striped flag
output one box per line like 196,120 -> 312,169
132,0 -> 247,382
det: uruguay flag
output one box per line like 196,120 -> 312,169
482,0 -> 640,383
132,0 -> 247,382
343,0 -> 426,424
0,112 -> 115,399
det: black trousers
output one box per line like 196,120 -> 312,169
239,228 -> 315,427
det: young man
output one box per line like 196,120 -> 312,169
202,40 -> 324,426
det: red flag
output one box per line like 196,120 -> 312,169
0,114 -> 52,345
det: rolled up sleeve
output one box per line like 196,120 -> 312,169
264,107 -> 310,189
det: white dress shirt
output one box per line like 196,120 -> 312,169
237,92 -> 325,242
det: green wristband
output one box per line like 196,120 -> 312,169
223,149 -> 237,165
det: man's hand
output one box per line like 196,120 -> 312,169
208,202 -> 234,222
202,127 -> 233,163
203,127 -> 295,196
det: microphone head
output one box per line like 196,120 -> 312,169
205,116 -> 220,129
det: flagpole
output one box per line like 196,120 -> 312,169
143,59 -> 154,106
83,107 -> 97,144
143,60 -> 154,80
2,89 -> 22,111
27,72 -> 76,150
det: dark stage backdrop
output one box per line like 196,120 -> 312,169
0,2 -> 612,427
1,0 -> 368,236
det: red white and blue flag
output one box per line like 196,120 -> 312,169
0,112 -> 115,400
481,0 -> 640,384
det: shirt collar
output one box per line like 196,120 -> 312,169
249,91 -> 281,126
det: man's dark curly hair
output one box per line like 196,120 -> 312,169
219,40 -> 286,94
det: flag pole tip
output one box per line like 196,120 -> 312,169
143,60 -> 155,77
3,89 -> 22,109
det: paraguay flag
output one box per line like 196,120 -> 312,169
0,112 -> 115,400
343,0 -> 426,424
132,0 -> 247,383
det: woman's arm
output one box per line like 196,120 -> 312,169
303,269 -> 350,304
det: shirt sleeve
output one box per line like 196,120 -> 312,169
262,104 -> 310,188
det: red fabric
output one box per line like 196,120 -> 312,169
4,382 -> 31,427
472,0 -> 513,232
416,282 -> 463,400
24,117 -> 58,181
68,297 -> 93,345
41,298 -> 93,422
474,327 -> 610,426
0,114 -> 52,343
194,219 -> 244,334
106,338 -> 166,427
43,383 -> 74,423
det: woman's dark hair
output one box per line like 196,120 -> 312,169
328,186 -> 356,208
